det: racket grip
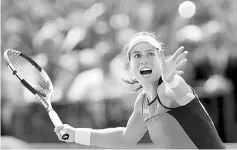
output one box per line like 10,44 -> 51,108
48,110 -> 69,140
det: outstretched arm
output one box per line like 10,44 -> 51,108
159,47 -> 195,106
91,104 -> 147,148
55,92 -> 147,149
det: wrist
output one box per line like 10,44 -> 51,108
165,74 -> 175,83
162,74 -> 181,88
75,128 -> 92,146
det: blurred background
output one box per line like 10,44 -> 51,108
1,0 -> 237,149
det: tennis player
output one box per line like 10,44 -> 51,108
54,32 -> 226,149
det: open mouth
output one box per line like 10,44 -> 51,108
140,67 -> 152,76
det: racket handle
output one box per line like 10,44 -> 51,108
48,110 -> 69,140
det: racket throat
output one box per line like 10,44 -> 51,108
45,101 -> 53,112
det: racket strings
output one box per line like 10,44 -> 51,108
7,52 -> 51,95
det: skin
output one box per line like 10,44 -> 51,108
129,42 -> 188,102
129,42 -> 162,102
54,40 -> 189,148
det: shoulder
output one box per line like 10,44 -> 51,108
156,82 -> 175,97
133,91 -> 146,114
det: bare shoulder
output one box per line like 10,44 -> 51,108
157,82 -> 175,97
133,91 -> 145,114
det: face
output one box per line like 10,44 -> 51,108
129,42 -> 161,85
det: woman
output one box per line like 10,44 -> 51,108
54,32 -> 226,149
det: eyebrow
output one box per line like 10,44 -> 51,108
146,49 -> 156,52
131,51 -> 140,54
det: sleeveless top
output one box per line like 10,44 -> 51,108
141,77 -> 226,149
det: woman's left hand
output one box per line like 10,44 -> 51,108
159,46 -> 188,82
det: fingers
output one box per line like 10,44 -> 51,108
54,124 -> 72,142
176,59 -> 187,69
54,125 -> 64,132
172,46 -> 184,61
175,50 -> 188,63
55,130 -> 66,141
55,131 -> 63,141
54,125 -> 66,140
174,47 -> 187,75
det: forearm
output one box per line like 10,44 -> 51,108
90,127 -> 134,148
75,127 -> 134,148
74,97 -> 146,148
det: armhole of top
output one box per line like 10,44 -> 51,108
157,94 -> 175,110
157,77 -> 175,110
188,84 -> 198,99
159,84 -> 197,109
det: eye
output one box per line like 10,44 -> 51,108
134,53 -> 141,58
148,52 -> 155,56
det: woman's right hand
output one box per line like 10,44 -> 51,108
54,124 -> 76,142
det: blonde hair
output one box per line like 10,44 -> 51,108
122,31 -> 165,92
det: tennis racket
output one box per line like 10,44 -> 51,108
3,48 -> 69,140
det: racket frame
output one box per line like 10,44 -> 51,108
4,49 -> 51,110
3,49 -> 69,140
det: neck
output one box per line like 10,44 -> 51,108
142,78 -> 160,102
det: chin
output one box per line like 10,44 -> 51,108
139,75 -> 158,85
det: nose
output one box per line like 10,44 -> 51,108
141,60 -> 148,65
140,55 -> 148,65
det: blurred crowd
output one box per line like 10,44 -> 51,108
1,0 -> 237,144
